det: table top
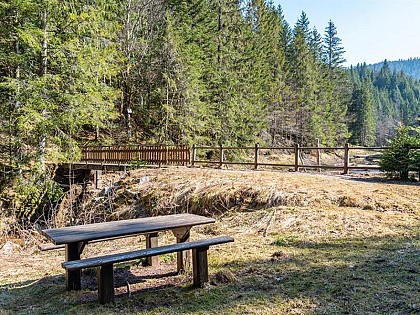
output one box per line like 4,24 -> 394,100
41,213 -> 215,245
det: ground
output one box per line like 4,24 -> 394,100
0,167 -> 419,314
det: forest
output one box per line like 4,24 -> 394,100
1,0 -> 420,218
2,0 -> 420,166
369,57 -> 420,80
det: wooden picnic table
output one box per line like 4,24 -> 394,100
41,213 -> 215,291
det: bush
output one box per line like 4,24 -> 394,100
380,126 -> 420,180
1,166 -> 64,221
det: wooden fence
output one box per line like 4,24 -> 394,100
81,145 -> 190,165
191,143 -> 392,174
80,143 -> 420,175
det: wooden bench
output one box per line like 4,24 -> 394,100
62,236 -> 234,304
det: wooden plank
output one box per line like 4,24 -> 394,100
62,236 -> 234,271
348,165 -> 381,170
38,243 -> 65,251
42,214 -> 215,245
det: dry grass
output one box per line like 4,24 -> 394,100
0,167 -> 419,314
105,167 -> 419,218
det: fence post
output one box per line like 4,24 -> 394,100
294,143 -> 300,172
159,145 -> 162,168
191,144 -> 196,167
254,143 -> 259,170
316,138 -> 321,172
219,144 -> 224,169
343,143 -> 349,175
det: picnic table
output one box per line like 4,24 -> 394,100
41,213 -> 216,291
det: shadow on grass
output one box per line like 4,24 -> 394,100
1,233 -> 419,314
0,265 -> 186,314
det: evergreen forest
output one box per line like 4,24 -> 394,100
1,1 -> 420,183
369,57 -> 420,80
349,61 -> 420,146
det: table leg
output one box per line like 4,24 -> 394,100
172,227 -> 191,273
192,246 -> 209,288
65,242 -> 84,291
145,233 -> 159,266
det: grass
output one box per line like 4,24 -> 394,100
0,168 -> 419,314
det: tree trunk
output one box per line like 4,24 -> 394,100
39,8 -> 48,171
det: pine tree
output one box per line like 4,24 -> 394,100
348,81 -> 376,146
323,20 -> 346,76
322,19 -> 350,145
0,0 -> 119,167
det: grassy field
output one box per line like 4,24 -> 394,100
0,168 -> 419,314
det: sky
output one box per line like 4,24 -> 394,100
273,0 -> 420,66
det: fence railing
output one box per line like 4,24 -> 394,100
80,143 -> 420,175
191,143 -> 391,174
81,145 -> 190,166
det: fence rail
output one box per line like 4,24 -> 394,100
80,143 -> 420,175
192,143 -> 392,174
81,145 -> 190,165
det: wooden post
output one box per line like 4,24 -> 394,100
316,138 -> 321,172
65,242 -> 83,291
97,264 -> 114,304
343,143 -> 350,175
172,228 -> 191,272
219,144 -> 224,169
94,170 -> 102,189
254,143 -> 259,170
192,246 -> 209,288
159,146 -> 162,168
191,144 -> 196,167
294,143 -> 300,172
145,233 -> 159,266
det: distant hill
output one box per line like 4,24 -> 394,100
368,57 -> 420,80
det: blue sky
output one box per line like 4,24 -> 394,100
273,0 -> 420,66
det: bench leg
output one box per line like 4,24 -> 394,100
145,233 -> 159,266
65,242 -> 84,291
192,246 -> 209,288
97,264 -> 114,304
173,228 -> 191,273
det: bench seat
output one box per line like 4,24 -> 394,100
62,236 -> 234,304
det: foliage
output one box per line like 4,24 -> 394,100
369,57 -> 420,80
1,167 -> 64,220
349,61 -> 420,145
271,234 -> 298,246
380,125 -> 420,180
3,0 -> 420,218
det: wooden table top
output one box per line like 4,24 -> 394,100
41,213 -> 215,245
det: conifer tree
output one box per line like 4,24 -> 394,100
246,1 -> 288,145
348,81 -> 376,145
322,20 -> 350,144
0,0 -> 119,168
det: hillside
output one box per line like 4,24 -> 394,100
368,57 -> 420,80
1,168 -> 419,314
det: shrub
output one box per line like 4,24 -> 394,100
380,126 -> 420,180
